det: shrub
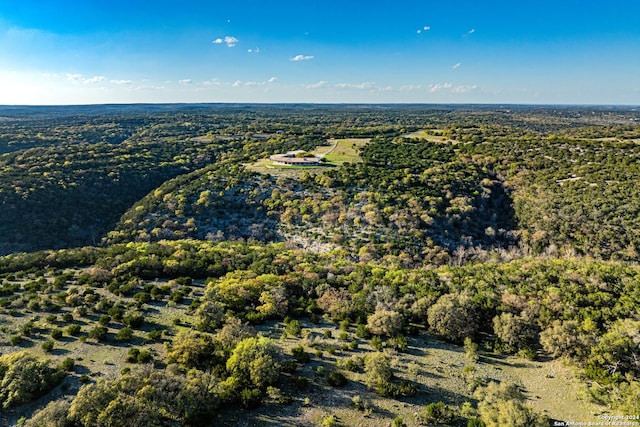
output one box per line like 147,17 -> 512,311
266,386 -> 292,405
341,356 -> 364,372
464,337 -> 479,362
170,291 -> 184,303
587,319 -> 640,382
321,415 -> 337,427
419,401 -> 455,425
67,324 -> 82,336
280,360 -> 298,373
389,335 -> 408,352
59,357 -> 74,372
137,349 -> 153,364
240,388 -> 262,409
367,309 -> 404,337
327,371 -> 348,387
474,382 -> 548,427
122,311 -> 144,328
62,313 -> 73,323
427,293 -> 480,344
133,292 -> 151,303
22,321 -> 35,336
50,329 -> 63,340
41,340 -> 55,353
10,335 -> 22,346
166,330 -> 219,370
126,348 -> 140,363
226,337 -> 281,389
291,345 -> 310,364
245,311 -> 266,324
107,305 -> 125,321
492,313 -> 538,354
146,330 -> 163,342
370,336 -> 383,351
376,380 -> 417,397
215,317 -> 255,351
0,351 -> 64,409
364,352 -> 392,387
539,319 -> 592,360
194,300 -> 225,331
116,327 -> 133,342
23,399 -> 71,427
285,319 -> 302,337
88,326 -> 107,342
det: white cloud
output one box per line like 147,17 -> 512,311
427,82 -> 477,94
135,85 -> 166,91
248,48 -> 260,53
290,54 -> 314,61
110,79 -> 133,85
224,36 -> 239,47
305,81 -> 384,91
452,63 -> 462,70
417,25 -> 431,34
66,73 -> 83,83
213,35 -> 239,47
231,77 -> 279,87
306,80 -> 328,89
66,73 -> 107,84
452,85 -> 478,93
84,76 -> 106,84
429,82 -> 453,93
335,81 -> 376,90
400,84 -> 423,92
179,79 -> 193,85
468,29 -> 475,35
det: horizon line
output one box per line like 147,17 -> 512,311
1,102 -> 638,109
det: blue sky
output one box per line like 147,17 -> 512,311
0,0 -> 639,105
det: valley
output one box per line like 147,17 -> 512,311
0,104 -> 638,426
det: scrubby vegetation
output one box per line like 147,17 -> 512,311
0,104 -> 639,426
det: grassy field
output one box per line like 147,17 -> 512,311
322,138 -> 370,164
245,138 -> 369,178
402,129 -> 460,144
218,320 -> 605,427
0,271 -> 204,426
0,268 -> 607,426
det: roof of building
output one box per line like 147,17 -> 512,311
270,151 -> 321,165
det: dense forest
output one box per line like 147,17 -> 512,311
0,104 -> 639,426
